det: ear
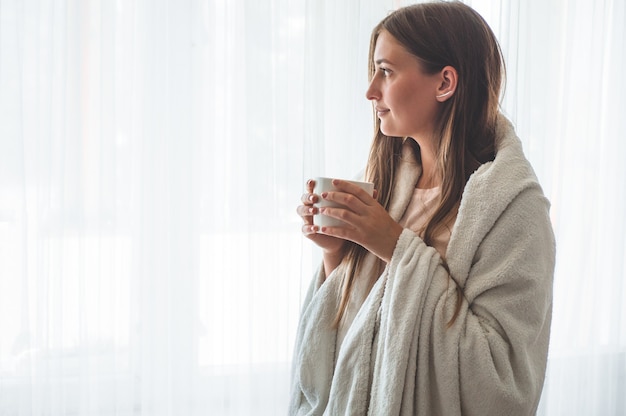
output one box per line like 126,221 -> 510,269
435,66 -> 458,102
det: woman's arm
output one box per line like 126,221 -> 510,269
452,187 -> 554,414
370,185 -> 555,415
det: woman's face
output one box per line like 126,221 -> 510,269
366,30 -> 441,141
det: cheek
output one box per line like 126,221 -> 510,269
393,89 -> 426,120
390,78 -> 428,111
388,83 -> 414,107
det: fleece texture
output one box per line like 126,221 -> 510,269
289,115 -> 556,416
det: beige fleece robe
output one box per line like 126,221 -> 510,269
289,114 -> 555,416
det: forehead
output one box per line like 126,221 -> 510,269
373,30 -> 415,64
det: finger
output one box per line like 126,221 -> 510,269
306,179 -> 316,193
301,192 -> 319,205
296,205 -> 318,223
330,179 -> 375,205
320,191 -> 364,214
301,223 -> 318,235
319,206 -> 356,228
316,222 -> 356,242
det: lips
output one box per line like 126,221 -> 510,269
375,106 -> 390,117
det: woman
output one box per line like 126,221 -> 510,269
291,2 -> 555,415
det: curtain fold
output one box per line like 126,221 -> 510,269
0,0 -> 624,415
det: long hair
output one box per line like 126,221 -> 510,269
332,1 -> 505,328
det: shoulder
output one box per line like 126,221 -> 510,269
447,115 -> 554,283
462,115 -> 546,219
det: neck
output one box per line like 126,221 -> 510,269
416,171 -> 440,189
413,138 -> 440,189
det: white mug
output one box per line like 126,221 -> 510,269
314,177 -> 374,227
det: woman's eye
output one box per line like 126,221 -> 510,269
380,67 -> 391,77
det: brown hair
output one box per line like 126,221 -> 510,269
333,1 -> 505,327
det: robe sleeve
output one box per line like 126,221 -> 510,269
454,185 -> 555,415
289,264 -> 340,415
370,185 -> 555,416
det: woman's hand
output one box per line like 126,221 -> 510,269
315,179 -> 403,263
297,179 -> 347,248
297,178 -> 403,264
298,179 -> 349,276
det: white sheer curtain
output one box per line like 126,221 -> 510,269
0,0 -> 308,414
0,0 -> 624,415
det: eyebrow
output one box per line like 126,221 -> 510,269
374,58 -> 393,65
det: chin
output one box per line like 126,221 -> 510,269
379,123 -> 393,137
379,120 -> 409,138
379,126 -> 402,137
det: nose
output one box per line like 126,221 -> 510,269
365,76 -> 380,101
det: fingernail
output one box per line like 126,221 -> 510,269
321,192 -> 328,199
308,194 -> 315,202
